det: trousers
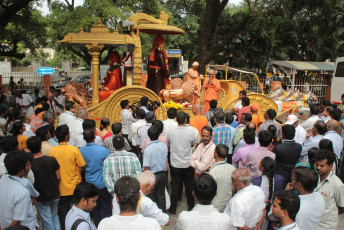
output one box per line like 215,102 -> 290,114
149,171 -> 168,212
169,165 -> 194,214
91,187 -> 112,226
58,196 -> 71,230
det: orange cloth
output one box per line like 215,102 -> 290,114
203,101 -> 211,116
184,68 -> 202,104
238,106 -> 252,124
18,135 -> 28,150
202,77 -> 221,115
252,113 -> 263,128
99,66 -> 122,102
190,116 -> 208,136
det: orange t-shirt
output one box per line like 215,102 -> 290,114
252,113 -> 263,129
190,116 -> 209,136
18,135 -> 28,150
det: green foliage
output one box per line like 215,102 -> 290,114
0,3 -> 47,59
4,0 -> 344,70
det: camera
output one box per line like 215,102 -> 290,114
147,100 -> 161,111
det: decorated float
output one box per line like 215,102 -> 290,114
60,12 -> 317,125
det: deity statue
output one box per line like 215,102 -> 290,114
147,34 -> 170,95
62,82 -> 91,108
183,61 -> 203,104
159,78 -> 196,103
99,51 -> 122,102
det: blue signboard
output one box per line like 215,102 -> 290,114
166,49 -> 182,57
37,67 -> 55,76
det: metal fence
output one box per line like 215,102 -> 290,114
0,71 -> 92,93
283,77 -> 330,102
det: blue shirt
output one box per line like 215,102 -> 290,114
300,135 -> 323,162
323,131 -> 343,159
143,140 -> 168,173
48,137 -> 59,147
230,119 -> 239,128
80,143 -> 110,189
212,124 -> 231,147
0,174 -> 38,230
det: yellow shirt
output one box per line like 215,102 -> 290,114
49,142 -> 86,196
18,135 -> 28,150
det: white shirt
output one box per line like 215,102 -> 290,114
59,111 -> 75,126
276,223 -> 302,230
295,125 -> 306,145
177,204 -> 231,230
234,100 -> 243,110
186,124 -> 201,152
129,119 -> 147,146
98,214 -> 160,230
224,184 -> 265,230
16,94 -> 34,115
315,171 -> 344,230
121,109 -> 136,135
300,115 -> 320,131
68,117 -> 83,146
55,95 -> 65,114
23,123 -> 35,138
65,205 -> 96,230
296,192 -> 325,230
74,135 -> 104,148
162,118 -> 178,136
209,161 -> 236,212
112,191 -> 169,226
168,126 -> 196,168
323,131 -> 343,159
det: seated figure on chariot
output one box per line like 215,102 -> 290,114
99,51 -> 123,102
147,35 -> 170,95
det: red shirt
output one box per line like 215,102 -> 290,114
238,106 -> 252,124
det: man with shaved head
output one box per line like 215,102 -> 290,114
190,103 -> 208,136
224,168 -> 266,230
323,119 -> 343,159
202,69 -> 221,115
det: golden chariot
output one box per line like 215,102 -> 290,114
61,11 -> 282,125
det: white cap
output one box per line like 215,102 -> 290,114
285,114 -> 298,125
192,61 -> 199,67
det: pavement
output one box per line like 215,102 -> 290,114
164,183 -> 344,230
164,113 -> 344,229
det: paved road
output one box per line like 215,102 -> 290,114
165,113 -> 344,229
164,187 -> 344,230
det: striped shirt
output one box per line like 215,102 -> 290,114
103,150 -> 142,194
212,124 -> 231,147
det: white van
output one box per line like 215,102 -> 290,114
331,57 -> 344,101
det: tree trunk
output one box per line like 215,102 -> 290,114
196,0 -> 251,74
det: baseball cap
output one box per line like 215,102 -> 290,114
285,114 -> 298,125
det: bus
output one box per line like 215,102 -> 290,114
331,57 -> 344,102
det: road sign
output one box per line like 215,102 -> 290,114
166,49 -> 182,58
37,67 -> 55,76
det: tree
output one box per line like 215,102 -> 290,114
0,3 -> 47,58
0,0 -> 34,28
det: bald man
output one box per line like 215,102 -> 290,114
184,61 -> 203,104
190,104 -> 208,136
202,70 -> 221,115
323,119 -> 343,159
224,169 -> 265,230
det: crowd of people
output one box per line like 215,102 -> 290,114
0,85 -> 344,230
